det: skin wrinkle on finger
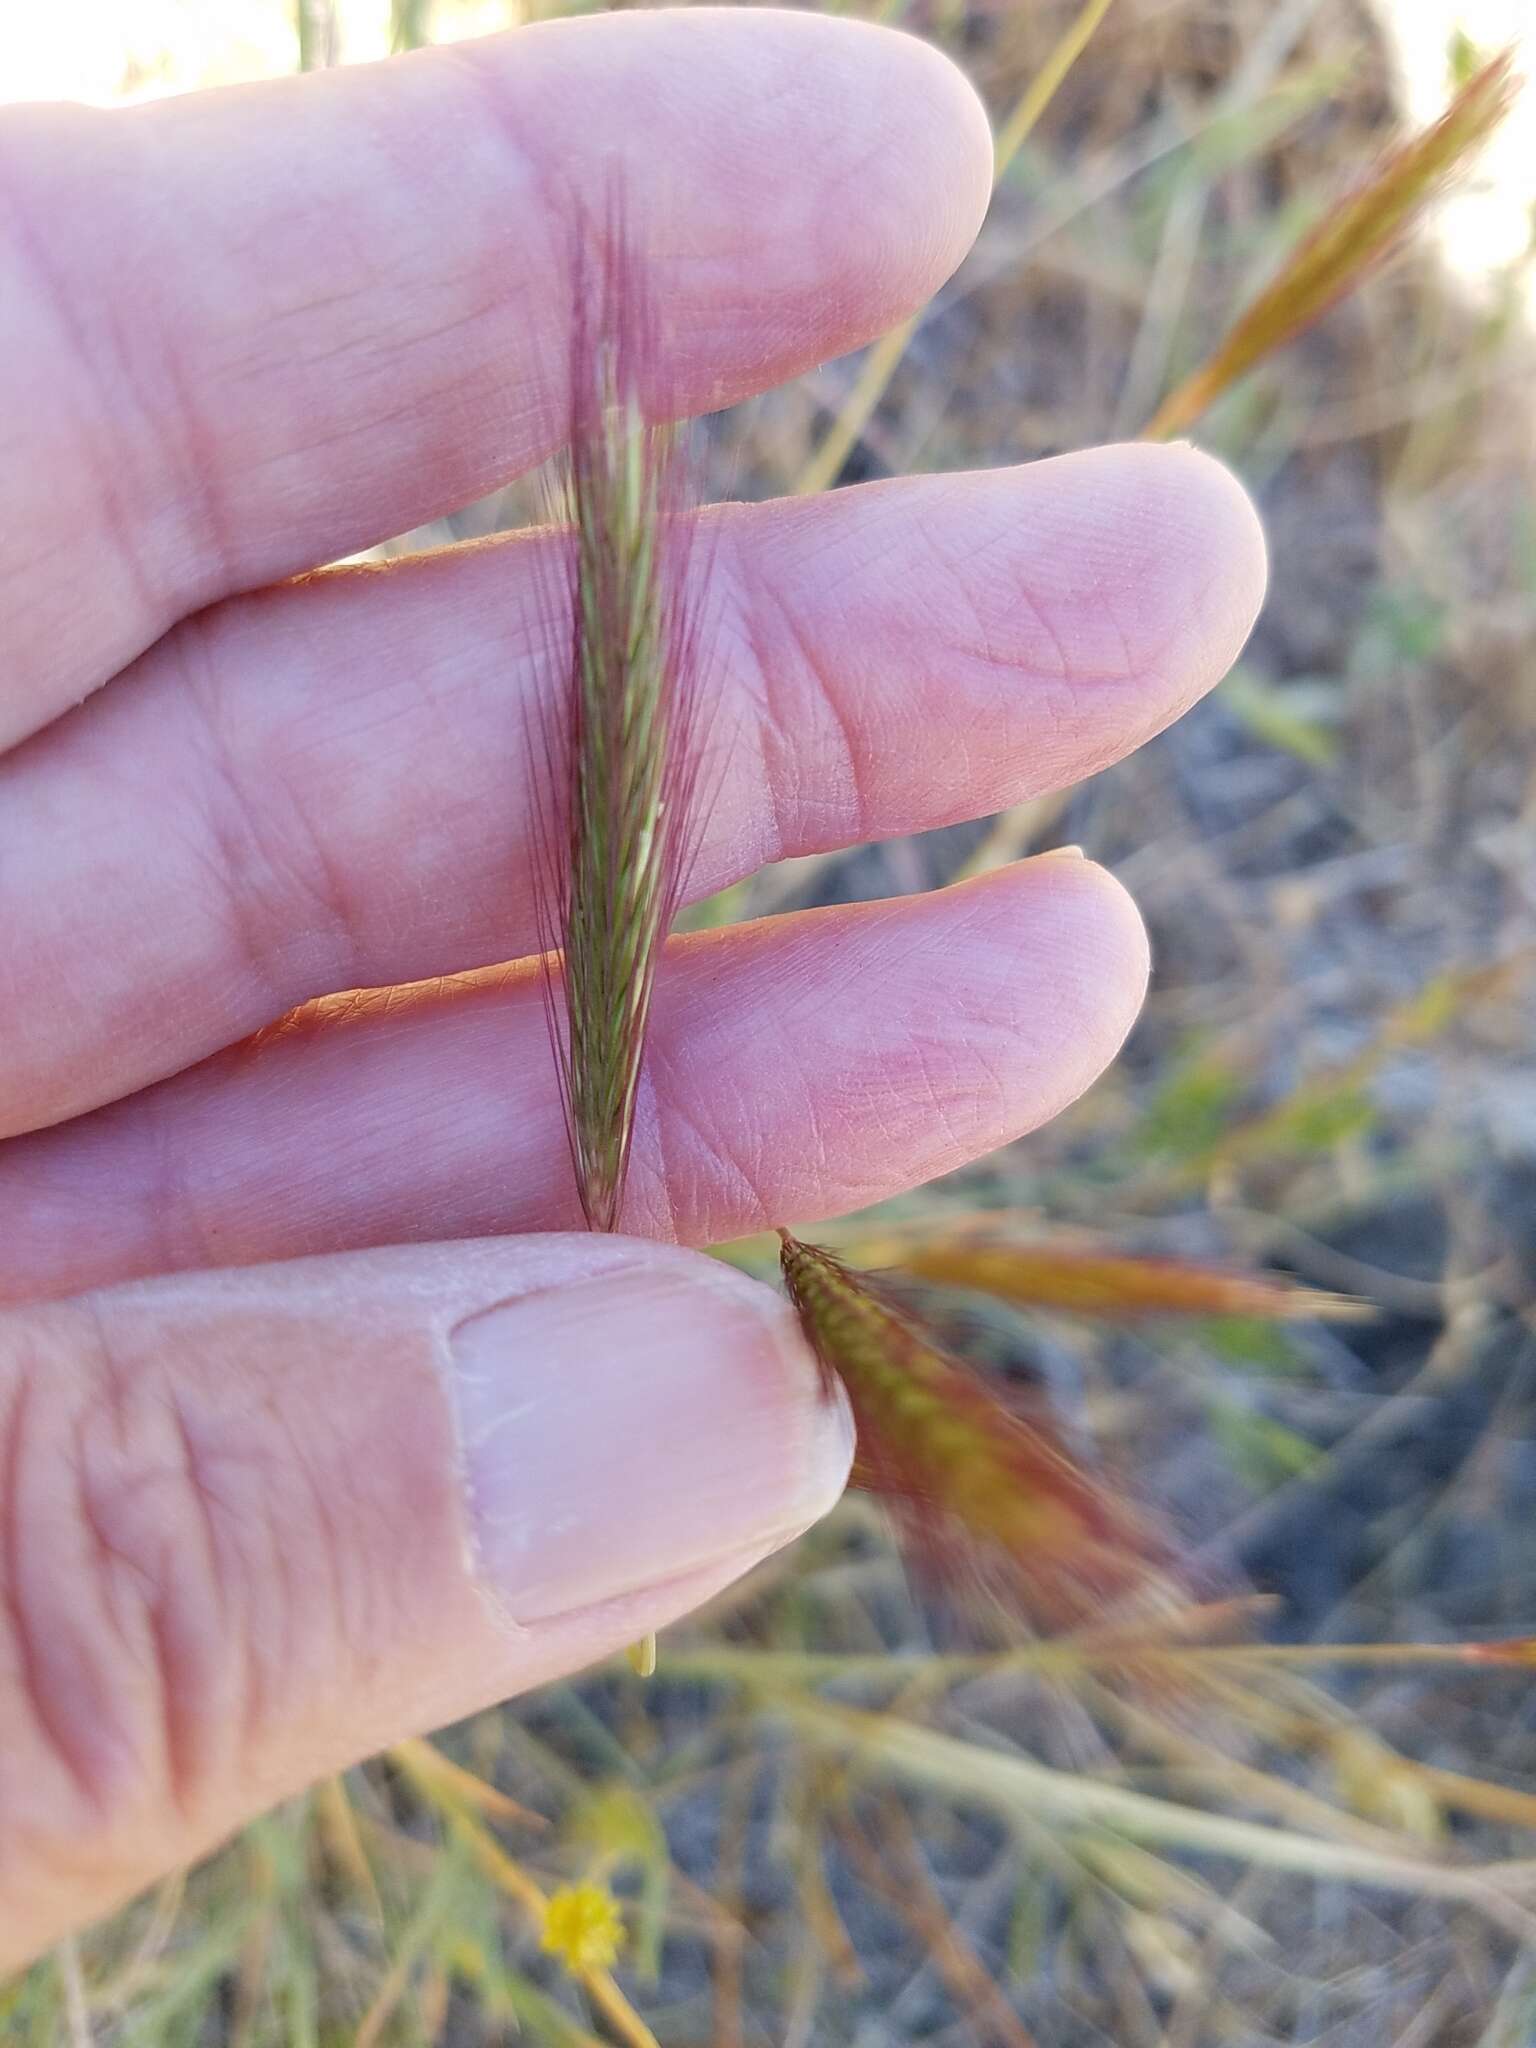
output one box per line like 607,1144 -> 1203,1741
749,575 -> 870,853
0,862 -> 1149,1304
0,148 -> 175,666
0,448 -> 1265,1141
0,1265 -> 482,1845
0,10 -> 992,743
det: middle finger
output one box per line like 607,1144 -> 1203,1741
3,446 -> 1262,1139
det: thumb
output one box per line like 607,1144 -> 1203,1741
0,1236 -> 850,1969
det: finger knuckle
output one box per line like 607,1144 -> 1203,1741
0,1304 -> 297,1869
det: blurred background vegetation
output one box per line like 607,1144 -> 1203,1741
6,1 -> 1536,2041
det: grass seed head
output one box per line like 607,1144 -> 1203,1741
1145,51 -> 1519,440
778,1231 -> 1179,1632
860,1233 -> 1368,1322
529,197 -> 709,1232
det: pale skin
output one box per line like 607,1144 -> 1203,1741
0,8 -> 1268,1968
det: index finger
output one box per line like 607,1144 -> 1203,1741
0,8 -> 991,746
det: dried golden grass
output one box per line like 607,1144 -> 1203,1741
1145,53 -> 1519,438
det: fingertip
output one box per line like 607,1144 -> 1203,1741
1151,439 -> 1270,654
649,857 -> 1153,1230
1079,440 -> 1269,711
443,1238 -> 853,1624
836,16 -> 995,314
506,8 -> 995,355
669,8 -> 994,352
943,855 -> 1150,1110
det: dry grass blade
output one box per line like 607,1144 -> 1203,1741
793,0 -> 1118,497
55,1938 -> 90,2048
391,1736 -> 547,1831
530,212 -> 708,1233
832,1797 -> 1040,2048
787,1701 -> 1536,1942
1144,51 -> 1519,440
1171,951 -> 1535,1185
778,1231 -> 1176,1630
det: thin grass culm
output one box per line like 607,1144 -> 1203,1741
530,205 -> 707,1235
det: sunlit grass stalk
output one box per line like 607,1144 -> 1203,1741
656,1632 -> 1536,1691
293,0 -> 338,71
778,1231 -> 1176,1630
1144,51 -> 1518,441
389,0 -> 432,53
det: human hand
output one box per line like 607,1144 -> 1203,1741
0,7 -> 1265,1966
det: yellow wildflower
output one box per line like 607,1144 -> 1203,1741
541,1881 -> 626,1974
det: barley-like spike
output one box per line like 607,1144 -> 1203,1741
530,202 -> 708,1233
778,1231 -> 1179,1632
